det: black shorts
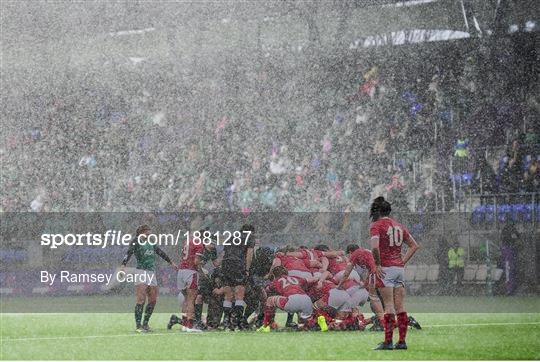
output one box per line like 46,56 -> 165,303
222,261 -> 246,287
197,275 -> 213,300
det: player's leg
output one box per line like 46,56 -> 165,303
292,295 -> 315,331
394,285 -> 408,349
255,287 -> 268,327
327,289 -> 354,330
257,295 -> 284,332
181,287 -> 198,330
134,284 -> 147,332
142,285 -> 158,331
243,284 -> 261,327
206,293 -> 223,330
169,269 -> 188,329
194,293 -> 204,327
366,283 -> 384,330
348,288 -> 369,330
221,261 -> 235,330
376,286 -> 395,349
222,285 -> 234,329
233,285 -> 247,329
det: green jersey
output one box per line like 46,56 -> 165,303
122,239 -> 172,272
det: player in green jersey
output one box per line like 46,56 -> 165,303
121,224 -> 176,332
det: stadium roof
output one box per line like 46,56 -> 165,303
1,1 -> 537,79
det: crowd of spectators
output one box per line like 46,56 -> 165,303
1,37 -> 538,213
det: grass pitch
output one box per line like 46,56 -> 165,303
1,298 -> 539,360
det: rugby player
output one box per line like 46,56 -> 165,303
244,246 -> 275,328
310,278 -> 353,329
258,266 -> 322,332
221,224 -> 255,330
193,240 -> 220,329
340,244 -> 384,330
269,246 -> 316,327
369,197 -> 419,350
121,225 -> 176,333
168,233 -> 213,332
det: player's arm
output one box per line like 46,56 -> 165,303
265,257 -> 281,278
337,262 -> 354,289
121,239 -> 137,266
304,276 -> 320,285
193,253 -> 203,268
264,281 -> 276,294
402,232 -> 419,265
319,256 -> 329,272
155,246 -> 176,268
285,251 -> 303,258
245,246 -> 254,275
197,263 -> 211,281
370,235 -> 385,279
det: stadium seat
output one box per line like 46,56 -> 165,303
405,265 -> 417,282
511,204 -> 525,222
523,203 -> 534,222
498,204 -> 511,223
484,205 -> 495,223
493,268 -> 504,282
415,265 -> 428,282
427,264 -> 439,282
0,249 -> 28,263
472,205 -> 484,224
523,155 -> 533,171
464,265 -> 478,282
462,173 -> 474,185
476,265 -> 488,282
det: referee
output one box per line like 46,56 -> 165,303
221,224 -> 255,330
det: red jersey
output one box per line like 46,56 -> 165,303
300,249 -> 324,272
179,239 -> 205,270
349,248 -> 376,273
266,276 -> 307,297
306,279 -> 336,302
370,217 -> 412,267
328,255 -> 348,274
278,255 -> 311,272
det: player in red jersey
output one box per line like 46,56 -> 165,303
284,244 -> 342,279
258,266 -> 317,332
270,246 -> 323,328
308,278 -> 363,331
290,246 -> 328,277
339,244 -> 384,330
369,197 -> 419,350
276,246 -> 324,327
326,250 -> 361,283
270,246 -> 313,279
167,237 -> 208,332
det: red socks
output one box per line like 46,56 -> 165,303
183,318 -> 193,328
397,312 -> 408,343
383,313 -> 396,344
262,306 -> 275,327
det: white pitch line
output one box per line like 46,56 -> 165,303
1,332 -> 179,342
1,321 -> 539,342
424,321 -> 540,328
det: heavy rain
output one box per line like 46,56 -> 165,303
0,1 -> 539,359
